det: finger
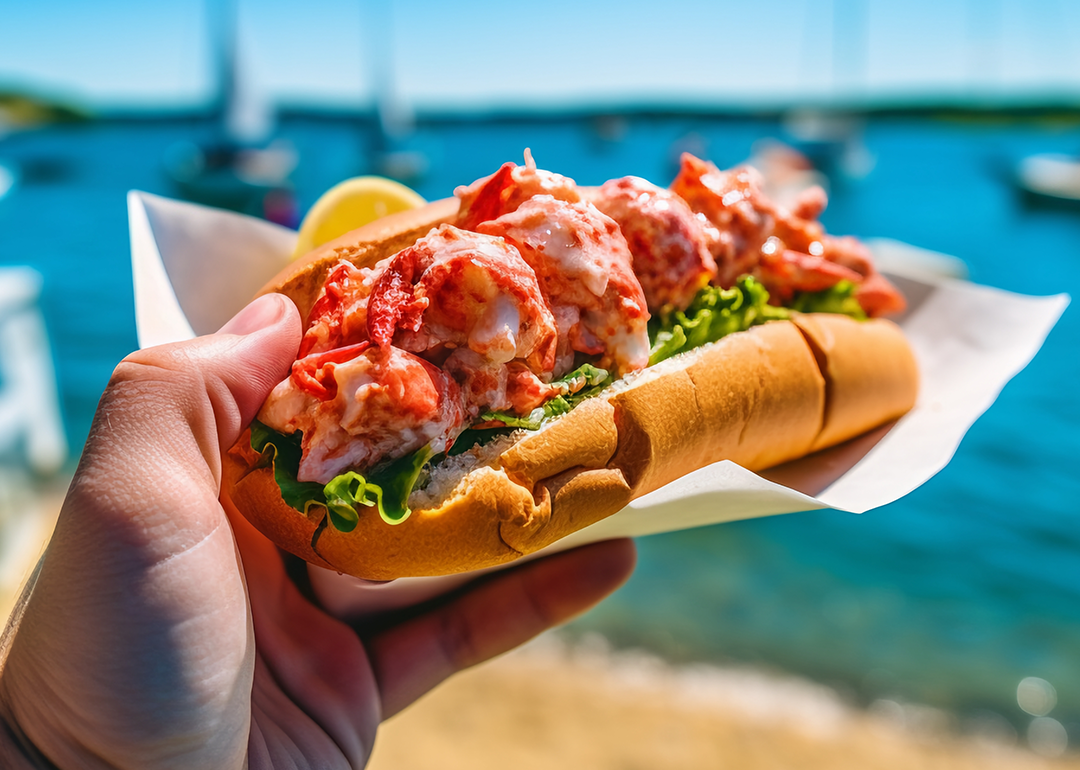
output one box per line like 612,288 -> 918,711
367,538 -> 636,718
227,503 -> 380,769
112,293 -> 303,468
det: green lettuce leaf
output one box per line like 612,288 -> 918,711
647,325 -> 687,367
249,421 -> 327,514
648,276 -> 790,364
366,444 -> 435,524
477,362 -> 612,430
249,421 -> 429,532
788,280 -> 867,319
322,472 -> 380,532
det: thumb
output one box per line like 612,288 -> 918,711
46,289 -> 302,620
86,292 -> 302,488
60,292 -> 302,563
64,288 -> 301,579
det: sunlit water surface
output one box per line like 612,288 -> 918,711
0,110 -> 1076,744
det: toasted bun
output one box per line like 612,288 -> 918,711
223,199 -> 919,580
792,313 -> 918,452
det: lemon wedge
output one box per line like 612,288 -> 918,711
293,176 -> 427,258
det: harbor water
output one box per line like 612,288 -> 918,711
0,109 -> 1076,747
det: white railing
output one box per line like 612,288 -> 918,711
0,266 -> 67,475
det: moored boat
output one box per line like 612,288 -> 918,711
1015,152 -> 1080,206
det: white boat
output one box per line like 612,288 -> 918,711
781,109 -> 876,181
1016,153 -> 1080,204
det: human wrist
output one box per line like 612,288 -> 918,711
0,561 -> 59,769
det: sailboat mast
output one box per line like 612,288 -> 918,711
366,0 -> 411,142
832,0 -> 867,103
208,0 -> 238,129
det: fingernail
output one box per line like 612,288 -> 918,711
217,294 -> 289,336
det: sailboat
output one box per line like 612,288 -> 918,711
777,0 -> 876,183
363,1 -> 427,184
164,0 -> 298,225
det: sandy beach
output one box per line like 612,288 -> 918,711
0,473 -> 65,625
368,635 -> 1078,770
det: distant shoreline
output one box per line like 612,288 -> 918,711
10,90 -> 1080,128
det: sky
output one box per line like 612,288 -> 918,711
3,0 -> 1080,113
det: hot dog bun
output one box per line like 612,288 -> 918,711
222,197 -> 918,580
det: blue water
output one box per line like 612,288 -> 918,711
0,111 -> 1077,741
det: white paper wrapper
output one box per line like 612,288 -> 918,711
128,190 -> 1069,618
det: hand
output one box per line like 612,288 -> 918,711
0,294 -> 636,769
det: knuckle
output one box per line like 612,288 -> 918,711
436,608 -> 484,671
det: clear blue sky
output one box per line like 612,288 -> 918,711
2,0 -> 1080,111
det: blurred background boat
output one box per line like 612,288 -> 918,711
780,109 -> 876,182
1016,153 -> 1080,208
162,0 -> 298,226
